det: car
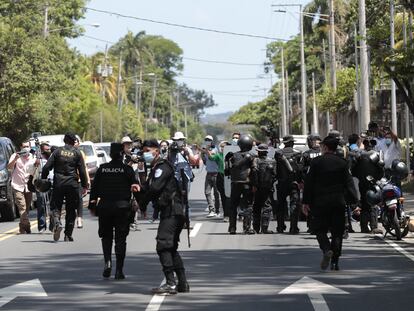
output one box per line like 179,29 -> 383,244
78,141 -> 106,181
95,142 -> 111,162
279,135 -> 309,152
0,137 -> 18,221
95,146 -> 111,163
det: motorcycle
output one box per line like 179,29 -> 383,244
366,175 -> 409,240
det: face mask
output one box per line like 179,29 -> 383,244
232,139 -> 238,146
385,138 -> 392,146
161,147 -> 167,154
143,151 -> 155,164
176,140 -> 185,147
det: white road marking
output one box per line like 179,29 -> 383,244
0,279 -> 47,308
145,222 -> 202,310
189,222 -> 202,238
376,234 -> 414,262
145,279 -> 166,311
279,276 -> 348,311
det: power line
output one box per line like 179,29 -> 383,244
81,35 -> 270,67
177,75 -> 274,81
84,7 -> 288,41
183,57 -> 264,66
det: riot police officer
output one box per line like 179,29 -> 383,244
88,143 -> 140,280
352,139 -> 384,233
41,133 -> 88,242
226,134 -> 257,235
301,134 -> 322,233
138,139 -> 189,295
252,144 -> 277,234
302,136 -> 358,270
274,135 -> 302,234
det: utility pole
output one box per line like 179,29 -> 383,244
149,76 -> 157,120
117,53 -> 122,112
176,92 -> 180,131
322,39 -> 330,134
134,66 -> 139,113
359,0 -> 371,131
272,4 -> 307,134
170,91 -> 173,128
312,72 -> 319,133
329,0 -> 337,91
354,24 -> 361,134
285,68 -> 290,133
390,0 -> 398,133
403,9 -> 410,172
184,106 -> 188,138
281,46 -> 287,136
299,4 -> 307,135
43,4 -> 49,38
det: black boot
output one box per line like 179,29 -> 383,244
102,239 -> 112,278
330,258 -> 340,271
175,269 -> 190,293
114,255 -> 125,280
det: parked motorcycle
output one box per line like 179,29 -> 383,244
366,161 -> 409,240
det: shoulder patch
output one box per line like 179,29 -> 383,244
154,168 -> 163,178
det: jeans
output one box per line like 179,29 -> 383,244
35,191 -> 50,231
205,173 -> 220,213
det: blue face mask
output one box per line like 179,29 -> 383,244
143,151 -> 155,164
385,138 -> 392,146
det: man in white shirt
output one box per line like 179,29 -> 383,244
380,130 -> 402,170
7,142 -> 38,234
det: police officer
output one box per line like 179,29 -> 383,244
138,139 -> 189,295
352,138 -> 384,234
88,143 -> 140,280
301,134 -> 322,233
274,135 -> 302,234
252,144 -> 277,234
226,134 -> 257,235
41,133 -> 88,242
302,136 -> 358,271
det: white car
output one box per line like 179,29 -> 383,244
95,142 -> 111,162
78,141 -> 106,181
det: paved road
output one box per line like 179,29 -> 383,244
1,169 -> 414,310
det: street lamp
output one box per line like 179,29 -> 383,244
47,23 -> 100,34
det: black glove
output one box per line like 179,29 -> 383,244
88,201 -> 98,216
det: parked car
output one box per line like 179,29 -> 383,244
0,137 -> 17,221
95,142 -> 111,162
278,135 -> 309,152
78,141 -> 105,181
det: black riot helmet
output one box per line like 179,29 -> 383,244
366,189 -> 382,206
237,134 -> 254,152
307,133 -> 321,149
391,160 -> 408,179
34,179 -> 52,193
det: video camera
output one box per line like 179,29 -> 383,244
127,148 -> 145,164
261,123 -> 280,147
170,141 -> 184,153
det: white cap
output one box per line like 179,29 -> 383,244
121,136 -> 133,144
204,135 -> 213,141
172,131 -> 186,140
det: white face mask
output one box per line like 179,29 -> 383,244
231,138 -> 238,146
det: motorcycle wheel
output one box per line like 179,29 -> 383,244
391,211 -> 402,240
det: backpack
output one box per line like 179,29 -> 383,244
257,158 -> 276,188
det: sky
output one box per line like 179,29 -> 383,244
69,0 -> 311,115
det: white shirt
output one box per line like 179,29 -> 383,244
9,154 -> 36,192
381,140 -> 402,169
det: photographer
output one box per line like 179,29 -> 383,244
200,135 -> 220,218
168,132 -> 195,190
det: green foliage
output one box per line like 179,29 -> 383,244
317,67 -> 356,112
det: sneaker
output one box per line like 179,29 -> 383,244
77,217 -> 83,229
152,283 -> 177,295
320,250 -> 333,270
215,213 -> 222,219
204,207 -> 210,212
371,228 -> 383,234
289,227 -> 300,235
206,211 -> 216,218
223,217 -> 229,223
64,235 -> 74,242
53,225 -> 63,242
114,269 -> 125,280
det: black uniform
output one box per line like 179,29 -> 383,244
138,159 -> 188,291
274,147 -> 302,233
303,153 -> 358,267
252,155 -> 277,233
301,146 -> 322,231
227,151 -> 257,234
352,150 -> 384,232
42,144 -> 88,240
89,158 -> 137,278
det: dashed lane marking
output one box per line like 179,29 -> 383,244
145,223 -> 202,311
376,234 -> 414,262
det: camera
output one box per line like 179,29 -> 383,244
170,141 -> 183,152
125,148 -> 144,163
